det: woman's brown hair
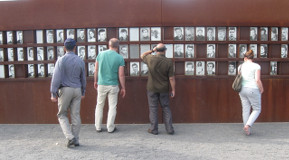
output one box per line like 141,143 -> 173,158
244,49 -> 254,59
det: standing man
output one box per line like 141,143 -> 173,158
50,38 -> 86,148
141,43 -> 175,135
94,38 -> 126,133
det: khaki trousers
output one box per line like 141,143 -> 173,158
95,85 -> 119,132
57,87 -> 82,141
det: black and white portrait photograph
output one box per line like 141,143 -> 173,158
129,27 -> 139,41
196,27 -> 205,41
36,30 -> 43,44
88,45 -> 96,60
98,45 -> 107,53
0,31 -> 3,44
174,27 -> 184,41
207,27 -> 215,41
119,28 -> 128,41
228,44 -> 236,58
47,46 -> 54,60
141,62 -> 148,76
130,62 -> 139,76
87,28 -> 96,42
196,61 -> 205,76
7,48 -> 14,61
37,47 -> 44,61
88,62 -> 95,77
185,61 -> 194,75
228,27 -> 237,41
57,46 -> 64,59
77,29 -> 86,42
8,64 -> 15,78
207,44 -> 216,58
67,29 -> 75,39
165,44 -> 173,58
0,48 -> 3,62
206,61 -> 215,75
218,27 -> 226,41
38,64 -> 45,77
271,27 -> 278,41
281,44 -> 288,58
185,44 -> 194,58
27,47 -> 34,61
249,44 -> 258,58
46,30 -> 54,43
17,48 -> 24,61
151,27 -> 161,41
174,44 -> 184,58
119,44 -> 128,59
140,44 -> 150,56
56,29 -> 64,43
260,44 -> 268,58
140,27 -> 150,41
78,46 -> 86,60
16,31 -> 23,44
7,31 -> 13,44
239,44 -> 247,58
270,61 -> 277,75
260,27 -> 268,41
250,27 -> 258,41
98,28 -> 107,42
129,44 -> 139,59
185,27 -> 194,41
28,64 -> 35,78
48,63 -> 55,77
0,65 -> 4,78
228,61 -> 236,76
281,27 -> 288,41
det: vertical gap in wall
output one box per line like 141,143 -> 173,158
161,0 -> 163,42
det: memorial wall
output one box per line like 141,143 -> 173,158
0,0 -> 288,123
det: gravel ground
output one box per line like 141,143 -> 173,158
1,123 -> 289,160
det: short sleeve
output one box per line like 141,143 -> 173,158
168,61 -> 174,77
143,54 -> 152,64
120,57 -> 125,66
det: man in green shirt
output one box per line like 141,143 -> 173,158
94,38 -> 126,133
141,43 -> 176,135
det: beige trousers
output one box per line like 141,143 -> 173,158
95,85 -> 119,132
57,87 -> 82,141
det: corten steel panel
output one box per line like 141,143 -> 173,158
1,78 -> 289,123
0,0 -> 162,30
162,0 -> 289,26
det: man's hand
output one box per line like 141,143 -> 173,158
81,96 -> 85,99
51,96 -> 58,102
94,82 -> 98,90
120,88 -> 126,98
170,90 -> 175,98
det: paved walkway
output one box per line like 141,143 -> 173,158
1,123 -> 289,160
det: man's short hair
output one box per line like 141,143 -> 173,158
207,62 -> 214,68
98,29 -> 105,34
120,29 -> 127,33
64,38 -> 76,51
132,63 -> 138,67
109,38 -> 119,48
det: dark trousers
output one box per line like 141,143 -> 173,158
147,91 -> 174,134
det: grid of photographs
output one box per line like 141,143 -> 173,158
0,26 -> 288,78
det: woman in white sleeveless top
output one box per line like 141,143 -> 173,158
238,49 -> 264,135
